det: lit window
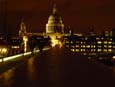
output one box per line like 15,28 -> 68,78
66,41 -> 69,43
97,41 -> 102,44
91,49 -> 95,52
98,49 -> 102,52
104,41 -> 107,44
83,49 -> 85,51
108,41 -> 112,44
97,45 -> 101,48
108,45 -> 112,48
113,46 -> 115,48
91,49 -> 94,52
81,45 -> 85,48
104,45 -> 107,48
108,49 -> 112,52
12,46 -> 20,49
103,49 -> 107,52
113,56 -> 115,59
86,45 -> 90,48
96,38 -> 100,40
81,49 -> 85,52
76,49 -> 79,52
82,45 -> 85,48
76,45 -> 79,48
71,41 -> 73,44
105,33 -> 109,36
71,49 -> 75,52
85,37 -> 87,40
91,45 -> 93,48
101,37 -> 104,40
91,45 -> 95,48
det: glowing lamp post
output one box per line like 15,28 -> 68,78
23,36 -> 28,53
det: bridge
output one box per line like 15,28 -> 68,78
0,46 -> 115,87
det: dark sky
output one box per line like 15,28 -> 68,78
0,0 -> 115,34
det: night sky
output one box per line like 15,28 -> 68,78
0,0 -> 115,34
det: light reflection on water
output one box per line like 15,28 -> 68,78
0,67 -> 15,87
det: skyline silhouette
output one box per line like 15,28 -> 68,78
0,0 -> 115,34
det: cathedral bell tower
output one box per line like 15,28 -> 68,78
19,19 -> 27,37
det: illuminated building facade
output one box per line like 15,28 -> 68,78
63,30 -> 115,55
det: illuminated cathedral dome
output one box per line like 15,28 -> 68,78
46,4 -> 64,34
48,13 -> 62,24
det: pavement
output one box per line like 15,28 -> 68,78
0,45 -> 115,87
